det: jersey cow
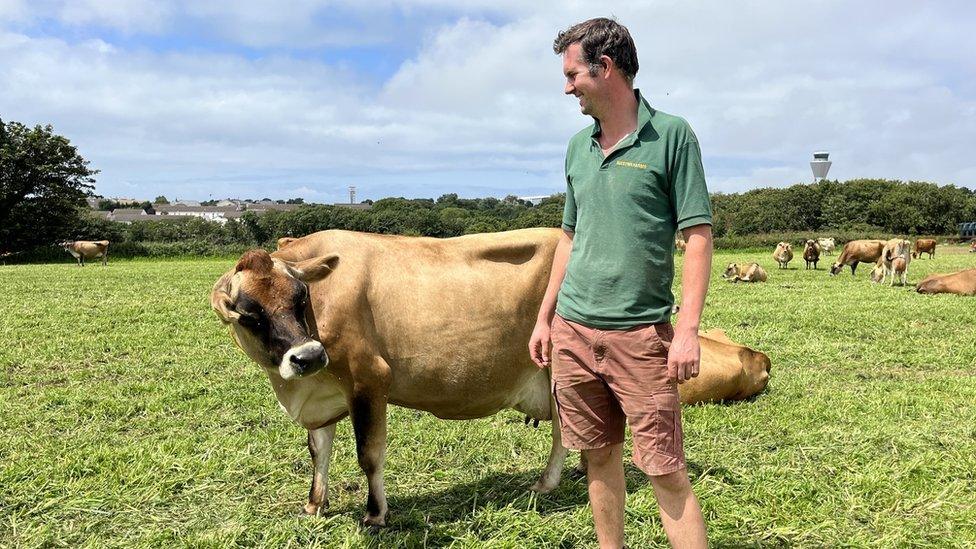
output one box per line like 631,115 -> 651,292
722,262 -> 767,283
211,229 -> 772,526
915,269 -> 976,296
772,242 -> 793,269
802,239 -> 821,270
829,239 -> 886,276
62,240 -> 110,266
912,238 -> 936,259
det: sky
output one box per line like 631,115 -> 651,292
1,1 -> 974,204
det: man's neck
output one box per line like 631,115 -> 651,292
596,88 -> 639,148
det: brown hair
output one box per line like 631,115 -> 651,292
553,18 -> 639,83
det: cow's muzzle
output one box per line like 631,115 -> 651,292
279,340 -> 328,380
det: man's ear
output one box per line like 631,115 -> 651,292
287,254 -> 339,282
599,55 -> 613,78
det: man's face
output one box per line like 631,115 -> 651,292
562,43 -> 604,117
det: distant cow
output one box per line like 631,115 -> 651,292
880,238 -> 912,286
829,239 -> 886,276
62,240 -> 110,266
772,242 -> 793,269
912,238 -> 937,259
817,237 -> 836,255
802,239 -> 821,269
970,241 -> 976,253
916,269 -> 976,296
722,262 -> 767,283
675,236 -> 687,254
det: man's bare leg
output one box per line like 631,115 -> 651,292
648,470 -> 707,548
584,443 -> 625,549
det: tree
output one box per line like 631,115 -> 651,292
154,196 -> 170,204
0,119 -> 98,251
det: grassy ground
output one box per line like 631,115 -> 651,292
2,247 -> 975,548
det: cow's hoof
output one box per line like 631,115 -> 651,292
530,478 -> 557,494
361,513 -> 387,529
302,500 -> 329,516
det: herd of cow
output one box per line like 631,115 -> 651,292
36,229 -> 974,525
709,235 -> 976,296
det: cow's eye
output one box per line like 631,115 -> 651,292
238,313 -> 262,328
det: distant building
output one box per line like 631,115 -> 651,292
518,195 -> 550,206
171,199 -> 202,207
111,197 -> 141,206
332,203 -> 372,210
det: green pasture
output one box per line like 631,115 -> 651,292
2,248 -> 975,547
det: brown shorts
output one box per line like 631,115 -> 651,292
550,314 -> 685,476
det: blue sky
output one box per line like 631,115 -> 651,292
1,1 -> 974,204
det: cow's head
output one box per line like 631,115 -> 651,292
915,275 -> 943,294
211,249 -> 338,380
60,240 -> 74,250
829,262 -> 844,276
721,263 -> 739,279
869,262 -> 885,283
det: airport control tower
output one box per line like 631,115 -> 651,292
810,151 -> 831,183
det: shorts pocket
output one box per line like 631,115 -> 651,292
652,390 -> 682,457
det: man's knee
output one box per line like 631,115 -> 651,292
583,444 -> 621,469
649,469 -> 690,496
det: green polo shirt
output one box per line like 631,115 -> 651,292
556,90 -> 712,329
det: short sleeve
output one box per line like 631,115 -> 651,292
670,141 -> 712,230
562,162 -> 577,232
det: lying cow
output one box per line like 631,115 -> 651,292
915,269 -> 976,296
211,228 -> 772,526
722,262 -> 767,283
912,238 -> 936,259
817,237 -> 835,255
802,239 -> 821,270
277,237 -> 298,250
772,242 -> 793,269
829,239 -> 886,276
880,238 -> 911,286
62,240 -> 110,266
970,241 -> 976,253
685,329 -> 770,404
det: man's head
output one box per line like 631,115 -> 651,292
554,18 -> 638,116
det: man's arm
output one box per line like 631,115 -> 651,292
529,229 -> 574,368
668,223 -> 712,383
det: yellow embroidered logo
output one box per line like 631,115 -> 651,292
615,160 -> 647,170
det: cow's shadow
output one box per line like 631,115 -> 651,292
322,459 -> 726,535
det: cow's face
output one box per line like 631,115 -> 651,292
211,249 -> 338,380
829,262 -> 844,276
869,263 -> 884,283
915,276 -> 942,294
722,263 -> 739,279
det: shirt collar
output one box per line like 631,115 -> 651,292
590,89 -> 655,148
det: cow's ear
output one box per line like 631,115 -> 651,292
211,272 -> 240,324
288,254 -> 339,282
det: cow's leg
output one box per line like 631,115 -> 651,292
350,391 -> 389,527
530,392 -> 569,493
850,263 -> 857,276
304,423 -> 337,516
102,251 -> 108,266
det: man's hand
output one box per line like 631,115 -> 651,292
667,327 -> 700,383
529,319 -> 552,369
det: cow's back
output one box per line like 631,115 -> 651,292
274,229 -> 561,418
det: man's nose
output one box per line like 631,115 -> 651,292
564,82 -> 574,95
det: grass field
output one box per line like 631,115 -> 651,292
2,247 -> 976,547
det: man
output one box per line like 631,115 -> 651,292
529,18 -> 712,549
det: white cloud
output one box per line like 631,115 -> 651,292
1,1 -> 974,202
